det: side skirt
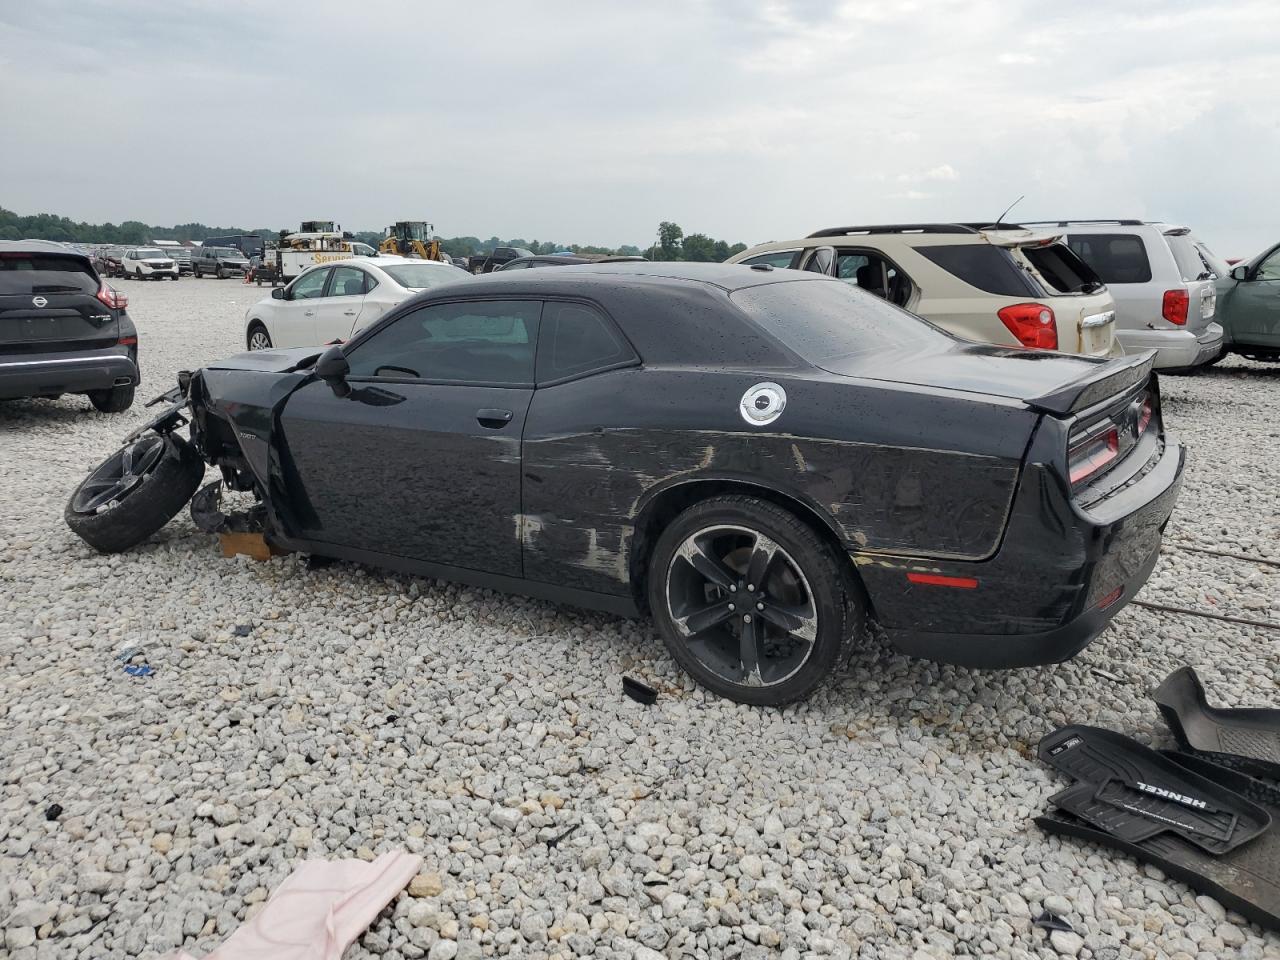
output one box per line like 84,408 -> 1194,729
271,534 -> 641,619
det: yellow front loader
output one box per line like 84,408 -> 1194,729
378,221 -> 444,261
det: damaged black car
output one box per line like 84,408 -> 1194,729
66,263 -> 1185,705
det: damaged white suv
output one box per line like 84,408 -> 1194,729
729,223 -> 1119,357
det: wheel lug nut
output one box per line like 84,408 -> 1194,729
743,614 -> 752,623
747,584 -> 755,591
728,603 -> 735,611
756,602 -> 764,611
729,585 -> 737,593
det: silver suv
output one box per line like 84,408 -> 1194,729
1021,220 -> 1224,370
728,224 -> 1119,357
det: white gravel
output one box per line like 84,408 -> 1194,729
1,277 -> 1278,960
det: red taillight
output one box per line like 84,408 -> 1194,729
96,281 -> 127,310
1162,289 -> 1188,326
998,303 -> 1058,350
906,572 -> 979,589
1068,427 -> 1119,485
1138,395 -> 1153,434
118,336 -> 138,346
1096,585 -> 1123,610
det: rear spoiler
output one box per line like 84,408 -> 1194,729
1026,351 -> 1157,416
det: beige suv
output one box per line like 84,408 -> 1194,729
728,224 -> 1119,357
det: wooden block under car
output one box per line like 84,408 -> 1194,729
218,532 -> 288,562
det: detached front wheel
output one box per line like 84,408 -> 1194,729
65,434 -> 205,553
648,496 -> 865,706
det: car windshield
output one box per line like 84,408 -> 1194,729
137,249 -> 165,258
732,278 -> 950,367
381,264 -> 470,289
214,248 -> 242,258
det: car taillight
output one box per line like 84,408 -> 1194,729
1162,289 -> 1188,325
1068,426 -> 1119,485
118,336 -> 138,346
97,281 -> 127,310
1138,394 -> 1153,434
998,303 -> 1058,350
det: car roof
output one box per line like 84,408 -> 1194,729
0,239 -> 93,261
465,260 -> 819,292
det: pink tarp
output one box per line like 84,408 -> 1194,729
164,850 -> 424,960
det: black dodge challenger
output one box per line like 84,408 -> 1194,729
67,263 -> 1185,704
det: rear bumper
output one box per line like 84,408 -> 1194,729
1117,324 -> 1223,369
0,349 -> 139,399
865,437 -> 1186,668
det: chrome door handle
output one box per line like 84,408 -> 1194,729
343,310 -> 356,316
304,310 -> 315,316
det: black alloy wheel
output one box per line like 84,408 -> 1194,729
649,496 -> 864,705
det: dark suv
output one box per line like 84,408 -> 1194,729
192,246 -> 250,279
0,241 -> 140,412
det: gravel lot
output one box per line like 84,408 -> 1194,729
2,277 -> 1277,960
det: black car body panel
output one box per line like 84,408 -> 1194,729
165,263 -> 1182,667
0,241 -> 139,400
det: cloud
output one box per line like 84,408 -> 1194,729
0,0 -> 1276,255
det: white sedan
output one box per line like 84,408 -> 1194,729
243,256 -> 471,350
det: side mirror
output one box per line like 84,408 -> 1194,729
1230,264 -> 1249,281
805,246 -> 836,276
271,287 -> 285,299
315,345 -> 351,398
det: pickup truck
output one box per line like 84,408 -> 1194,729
192,247 -> 251,279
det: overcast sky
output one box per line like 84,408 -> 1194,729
2,1 -> 1277,257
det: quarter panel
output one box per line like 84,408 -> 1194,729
520,366 -> 1034,596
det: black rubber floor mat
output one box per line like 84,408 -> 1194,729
1154,666 -> 1280,780
1038,726 -> 1271,854
1038,754 -> 1280,931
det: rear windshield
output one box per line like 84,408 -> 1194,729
915,244 -> 1040,296
1020,244 -> 1103,294
732,278 -> 950,366
1064,234 -> 1151,284
0,254 -> 98,295
1166,233 -> 1215,282
381,264 -> 469,289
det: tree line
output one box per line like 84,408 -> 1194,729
1,207 -> 748,262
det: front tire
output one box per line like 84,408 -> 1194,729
246,323 -> 272,351
88,384 -> 135,413
65,434 -> 205,553
647,496 -> 865,706
217,266 -> 226,280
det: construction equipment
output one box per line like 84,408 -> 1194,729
379,221 -> 444,261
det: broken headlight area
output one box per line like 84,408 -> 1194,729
190,480 -> 266,535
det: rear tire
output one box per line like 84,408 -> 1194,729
194,265 -> 202,278
647,495 -> 865,706
65,434 -> 205,553
88,384 -> 135,413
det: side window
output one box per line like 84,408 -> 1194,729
1257,248 -> 1280,282
536,301 -> 636,382
363,273 -> 379,293
1066,234 -> 1152,284
330,265 -> 366,297
345,300 -> 541,384
289,268 -> 330,300
501,260 -> 531,270
741,250 -> 799,269
835,250 -> 913,307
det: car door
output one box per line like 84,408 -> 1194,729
314,264 -> 367,343
1225,245 -> 1280,348
276,297 -> 541,576
272,267 -> 330,347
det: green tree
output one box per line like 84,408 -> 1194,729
656,221 -> 684,261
